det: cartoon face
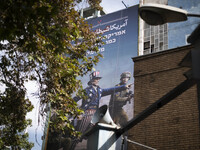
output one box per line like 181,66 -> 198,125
91,79 -> 100,86
121,77 -> 129,84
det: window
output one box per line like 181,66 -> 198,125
144,41 -> 150,50
142,22 -> 168,54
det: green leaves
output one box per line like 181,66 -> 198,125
0,0 -> 103,148
0,86 -> 34,149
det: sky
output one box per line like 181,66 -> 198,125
101,0 -> 139,13
77,0 -> 139,13
27,0 -> 139,149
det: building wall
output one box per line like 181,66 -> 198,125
129,45 -> 200,149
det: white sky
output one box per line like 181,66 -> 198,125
27,1 -> 140,149
77,0 -> 139,14
101,0 -> 139,13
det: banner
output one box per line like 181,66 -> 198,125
45,5 -> 139,150
80,5 -> 139,122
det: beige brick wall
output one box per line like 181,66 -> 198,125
128,45 -> 200,150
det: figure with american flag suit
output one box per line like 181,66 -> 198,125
71,71 -> 131,149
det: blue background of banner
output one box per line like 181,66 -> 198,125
79,5 -> 139,119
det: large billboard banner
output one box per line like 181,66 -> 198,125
82,4 -> 138,122
73,4 -> 138,149
45,5 -> 138,150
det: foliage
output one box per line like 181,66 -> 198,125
0,0 -> 103,149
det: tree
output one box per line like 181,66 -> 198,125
0,0 -> 103,149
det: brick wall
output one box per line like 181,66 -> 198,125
128,45 -> 200,150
